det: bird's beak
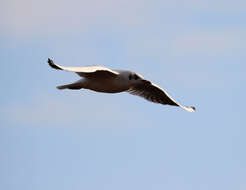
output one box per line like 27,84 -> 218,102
141,79 -> 151,85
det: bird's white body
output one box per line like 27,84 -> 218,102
79,71 -> 131,93
48,58 -> 195,112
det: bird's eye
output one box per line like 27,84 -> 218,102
129,75 -> 132,80
134,74 -> 139,80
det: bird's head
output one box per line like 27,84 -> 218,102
128,72 -> 151,85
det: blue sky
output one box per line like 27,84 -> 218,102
1,0 -> 246,189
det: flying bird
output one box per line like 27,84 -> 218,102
48,58 -> 195,112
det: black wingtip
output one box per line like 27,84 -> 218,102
47,58 -> 62,70
191,106 -> 196,111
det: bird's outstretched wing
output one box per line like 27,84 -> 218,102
127,82 -> 195,112
48,58 -> 119,78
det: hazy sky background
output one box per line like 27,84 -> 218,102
1,0 -> 246,189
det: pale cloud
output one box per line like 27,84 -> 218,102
2,0 -> 245,37
1,0 -> 154,37
165,0 -> 246,13
193,0 -> 246,13
171,29 -> 246,56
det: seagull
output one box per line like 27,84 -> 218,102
48,58 -> 195,112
